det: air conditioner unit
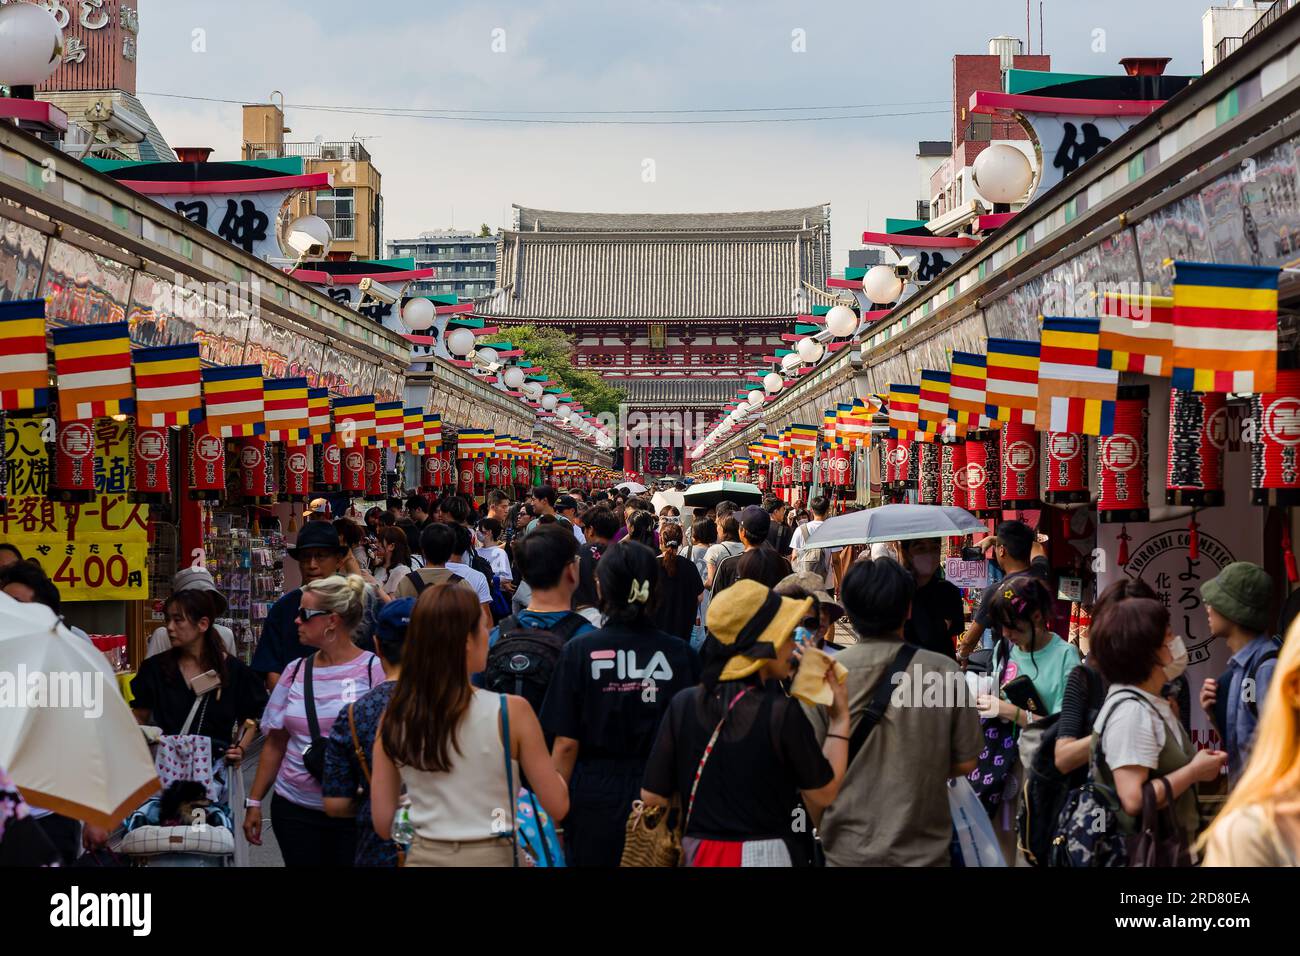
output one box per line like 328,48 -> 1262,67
320,147 -> 340,160
254,149 -> 272,160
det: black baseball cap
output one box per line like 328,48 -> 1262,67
556,494 -> 578,512
739,505 -> 771,542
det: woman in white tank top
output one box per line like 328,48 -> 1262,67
371,582 -> 568,866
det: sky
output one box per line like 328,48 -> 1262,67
137,0 -> 1217,269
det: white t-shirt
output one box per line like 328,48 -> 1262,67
146,623 -> 237,659
705,541 -> 744,574
790,519 -> 842,587
478,545 -> 513,582
1096,684 -> 1192,772
374,563 -> 411,597
445,561 -> 492,605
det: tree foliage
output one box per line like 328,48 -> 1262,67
483,325 -> 626,417
478,223 -> 493,237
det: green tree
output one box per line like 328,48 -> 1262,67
483,325 -> 625,417
478,223 -> 493,237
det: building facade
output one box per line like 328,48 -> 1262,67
241,103 -> 383,261
386,230 -> 498,299
476,204 -> 844,474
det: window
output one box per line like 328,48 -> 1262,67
315,188 -> 355,240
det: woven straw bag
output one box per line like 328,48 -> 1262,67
620,799 -> 682,867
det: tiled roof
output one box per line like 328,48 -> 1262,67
480,204 -> 835,320
619,377 -> 748,404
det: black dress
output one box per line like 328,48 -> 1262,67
652,558 -> 704,641
130,652 -> 268,748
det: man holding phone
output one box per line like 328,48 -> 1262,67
956,520 -> 1050,665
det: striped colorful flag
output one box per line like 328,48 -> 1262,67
789,424 -> 819,452
459,428 -> 494,456
1099,291 -> 1173,375
985,338 -> 1040,425
823,408 -> 838,444
333,394 -> 376,446
201,364 -> 265,437
1035,316 -> 1119,435
0,299 -> 49,412
1172,261 -> 1279,392
304,388 -> 331,443
374,402 -> 404,447
52,321 -> 134,421
887,383 -> 921,439
423,413 -> 443,451
133,343 -> 203,426
917,369 -> 952,438
948,350 -> 989,427
263,377 -> 310,441
403,408 -> 425,451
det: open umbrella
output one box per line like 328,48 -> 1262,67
682,480 -> 763,508
616,480 -> 648,494
0,593 -> 159,829
801,503 -> 988,549
651,490 -> 686,514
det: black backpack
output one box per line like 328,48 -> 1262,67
484,612 -> 589,715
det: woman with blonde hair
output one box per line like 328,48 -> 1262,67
372,583 -> 568,866
244,574 -> 386,866
1200,620 -> 1300,866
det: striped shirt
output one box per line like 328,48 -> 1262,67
262,652 -> 385,810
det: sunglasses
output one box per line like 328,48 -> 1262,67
296,607 -> 331,623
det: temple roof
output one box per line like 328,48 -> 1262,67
618,376 -> 747,405
479,204 -> 836,321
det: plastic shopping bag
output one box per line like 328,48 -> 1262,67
949,777 -> 1006,867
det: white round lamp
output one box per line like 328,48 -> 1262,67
972,143 -> 1035,205
825,304 -> 859,337
764,372 -> 784,394
863,265 -> 904,305
446,328 -> 476,356
401,297 -> 435,331
0,4 -> 63,87
796,337 -> 825,363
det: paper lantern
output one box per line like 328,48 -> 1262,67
1167,389 -> 1226,507
314,437 -> 341,490
1000,421 -> 1040,509
364,446 -> 384,499
799,455 -> 814,485
831,447 -> 852,486
189,426 -> 226,500
52,418 -> 96,502
236,437 -> 272,501
458,458 -> 475,495
341,446 -> 366,493
133,425 -> 171,500
779,456 -> 793,488
1250,368 -> 1300,506
941,442 -> 967,509
964,431 -> 1002,517
283,443 -> 312,499
885,438 -> 911,489
918,441 -> 941,505
1045,432 -> 1089,505
1098,385 -> 1150,523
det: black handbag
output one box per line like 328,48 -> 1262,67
300,654 -> 327,782
1126,776 -> 1192,868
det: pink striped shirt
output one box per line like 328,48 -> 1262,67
262,652 -> 385,809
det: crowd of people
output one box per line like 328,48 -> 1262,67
2,487 -> 1298,869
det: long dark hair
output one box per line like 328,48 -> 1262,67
162,589 -> 228,685
659,524 -> 683,577
598,540 -> 659,627
376,526 -> 411,569
626,509 -> 656,547
380,583 -> 482,772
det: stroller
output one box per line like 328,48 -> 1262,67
117,714 -> 252,867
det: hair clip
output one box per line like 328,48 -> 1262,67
1003,588 -> 1015,600
628,579 -> 650,604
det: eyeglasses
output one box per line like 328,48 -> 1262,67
296,607 -> 331,623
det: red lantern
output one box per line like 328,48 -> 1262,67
236,437 -> 271,501
1045,432 -> 1089,505
757,465 -> 769,491
488,456 -> 502,488
472,457 -> 487,489
132,424 -> 171,500
458,458 -> 475,495
1000,420 -> 1040,508
341,445 -> 366,493
364,446 -> 383,499
918,442 -> 941,505
779,456 -> 793,488
1167,390 -> 1226,507
53,418 -> 96,501
188,426 -> 225,500
1098,385 -> 1150,523
283,442 -> 311,499
1251,369 -> 1300,505
421,453 -> 438,490
799,455 -> 814,485
964,431 -> 1001,517
831,447 -> 852,487
941,442 -> 967,509
315,436 -> 342,491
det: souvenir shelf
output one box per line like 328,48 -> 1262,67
205,511 -> 284,664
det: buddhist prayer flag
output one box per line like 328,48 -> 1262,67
374,401 -> 404,447
458,428 -> 494,456
201,364 -> 265,437
263,377 -> 310,441
1036,316 -> 1118,435
403,408 -> 425,451
1099,291 -> 1173,376
985,338 -> 1039,425
0,299 -> 49,412
887,383 -> 921,440
1172,261 -> 1278,393
133,343 -> 203,427
423,413 -> 443,451
948,350 -> 989,427
304,388 -> 331,442
52,321 -> 134,421
917,369 -> 951,438
788,424 -> 819,452
333,394 -> 376,446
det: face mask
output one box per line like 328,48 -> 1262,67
911,554 -> 938,576
1163,636 -> 1189,680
